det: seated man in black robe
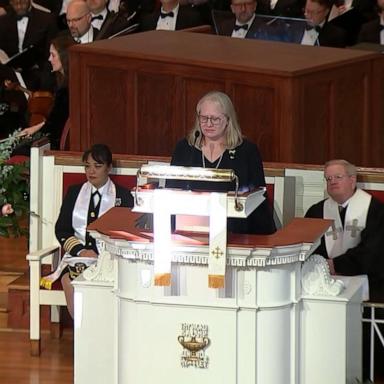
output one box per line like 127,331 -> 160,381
305,159 -> 384,302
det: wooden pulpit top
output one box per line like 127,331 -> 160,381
87,207 -> 332,249
71,30 -> 377,76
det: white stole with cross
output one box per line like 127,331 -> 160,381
72,179 -> 116,244
324,189 -> 371,258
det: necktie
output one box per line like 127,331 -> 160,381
305,24 -> 321,33
338,205 -> 347,227
92,190 -> 101,208
234,24 -> 249,32
91,14 -> 103,21
160,11 -> 174,18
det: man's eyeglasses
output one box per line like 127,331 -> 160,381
66,12 -> 89,24
198,114 -> 227,126
324,174 -> 351,182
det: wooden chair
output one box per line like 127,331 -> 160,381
26,147 -> 139,355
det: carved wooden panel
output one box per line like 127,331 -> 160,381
69,32 -> 382,166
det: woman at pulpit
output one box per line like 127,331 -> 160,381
170,90 -> 276,235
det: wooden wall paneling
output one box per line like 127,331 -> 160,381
87,66 -> 131,153
69,32 -> 381,166
231,82 -> 277,161
136,71 -> 176,155
275,76 -> 298,163
330,62 -> 369,166
68,49 -> 82,151
299,75 -> 331,165
370,57 -> 384,167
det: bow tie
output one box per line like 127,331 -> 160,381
91,14 -> 104,21
305,24 -> 321,33
160,11 -> 174,18
16,13 -> 30,21
234,24 -> 249,31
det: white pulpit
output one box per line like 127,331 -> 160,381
72,211 -> 365,384
73,166 -> 365,384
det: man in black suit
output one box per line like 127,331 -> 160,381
87,0 -> 139,39
66,0 -> 97,43
217,0 -> 258,38
140,0 -> 204,31
87,0 -> 109,30
301,0 -> 347,47
257,0 -> 305,18
358,0 -> 384,43
0,0 -> 58,89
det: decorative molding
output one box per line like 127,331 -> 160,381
82,250 -> 115,282
301,254 -> 345,296
106,241 -> 312,268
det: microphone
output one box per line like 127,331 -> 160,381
186,130 -> 200,190
193,130 -> 200,147
190,130 -> 200,164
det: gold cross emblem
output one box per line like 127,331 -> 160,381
211,246 -> 223,259
346,219 -> 363,238
325,223 -> 342,240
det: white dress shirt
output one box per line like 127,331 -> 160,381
156,4 -> 179,31
231,14 -> 255,39
17,17 -> 29,52
91,8 -> 108,30
78,26 -> 95,44
301,21 -> 325,46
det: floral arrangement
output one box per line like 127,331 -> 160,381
0,129 -> 29,237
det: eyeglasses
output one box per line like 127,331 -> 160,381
66,12 -> 89,24
324,174 -> 351,182
198,114 -> 227,126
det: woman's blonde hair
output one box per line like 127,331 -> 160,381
187,91 -> 243,149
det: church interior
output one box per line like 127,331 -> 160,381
0,0 -> 384,383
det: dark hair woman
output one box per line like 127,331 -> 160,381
19,33 -> 76,150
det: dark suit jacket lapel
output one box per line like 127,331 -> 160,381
371,19 -> 381,44
7,15 -> 20,55
148,10 -> 160,30
23,9 -> 38,49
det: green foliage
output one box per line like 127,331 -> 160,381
0,130 -> 29,237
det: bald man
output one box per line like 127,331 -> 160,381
66,0 -> 97,43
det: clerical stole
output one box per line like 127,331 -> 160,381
324,189 -> 371,258
72,179 -> 116,243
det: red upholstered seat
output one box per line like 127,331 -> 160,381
365,189 -> 384,204
6,155 -> 29,165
